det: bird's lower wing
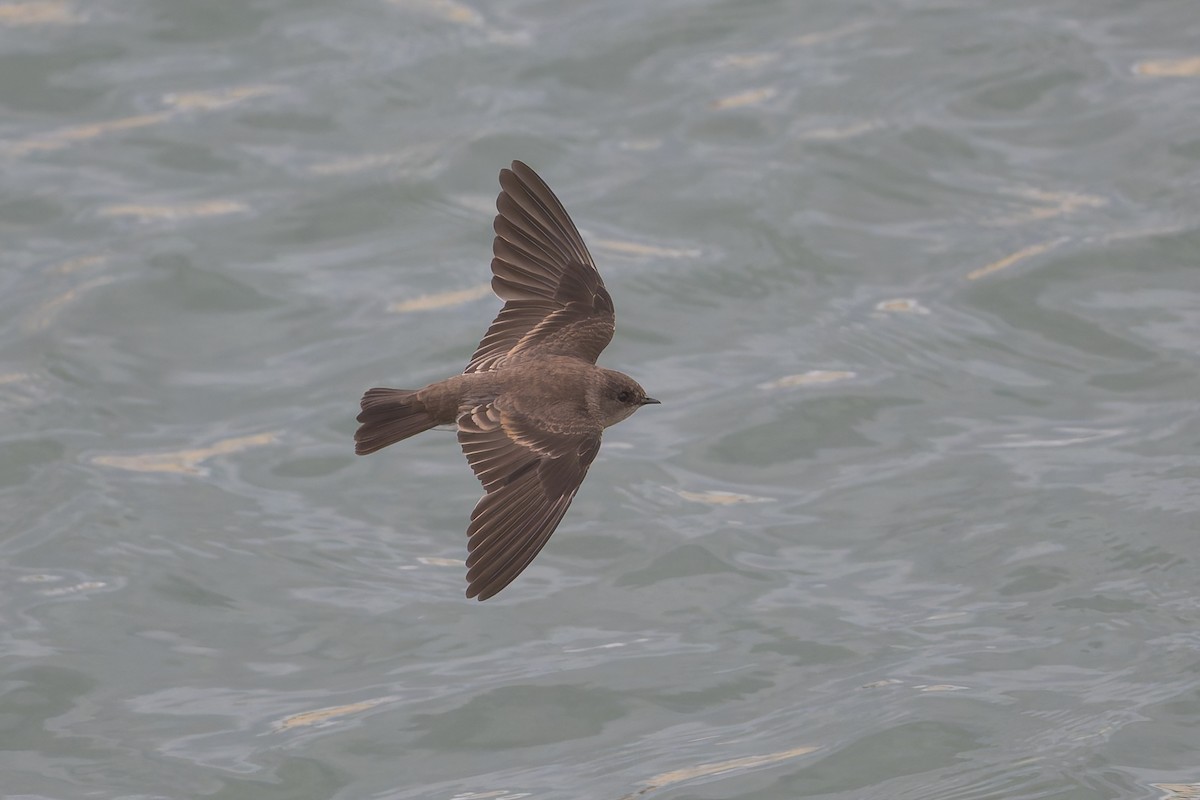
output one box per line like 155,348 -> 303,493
463,469 -> 577,600
457,403 -> 600,600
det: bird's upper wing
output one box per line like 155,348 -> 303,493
464,161 -> 616,374
456,399 -> 601,600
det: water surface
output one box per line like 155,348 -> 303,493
2,1 -> 1200,798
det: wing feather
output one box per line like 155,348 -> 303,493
456,400 -> 600,600
465,161 -> 615,374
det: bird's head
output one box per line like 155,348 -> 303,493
595,369 -> 660,427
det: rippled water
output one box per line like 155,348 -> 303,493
3,1 -> 1199,798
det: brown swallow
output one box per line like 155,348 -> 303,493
355,161 -> 659,600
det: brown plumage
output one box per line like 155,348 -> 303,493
355,161 -> 659,601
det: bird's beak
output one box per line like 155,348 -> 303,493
641,397 -> 661,405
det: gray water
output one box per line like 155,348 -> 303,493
3,1 -> 1199,798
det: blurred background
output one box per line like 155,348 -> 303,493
2,0 -> 1199,797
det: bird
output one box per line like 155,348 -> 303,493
355,161 -> 659,601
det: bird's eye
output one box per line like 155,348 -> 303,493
617,390 -> 632,403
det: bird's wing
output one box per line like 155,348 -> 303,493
464,161 -> 616,374
456,400 -> 602,600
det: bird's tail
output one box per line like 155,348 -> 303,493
354,388 -> 438,455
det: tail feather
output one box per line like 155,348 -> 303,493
355,388 -> 438,455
